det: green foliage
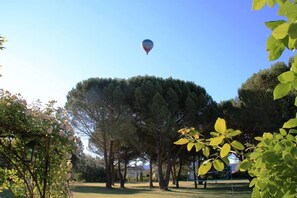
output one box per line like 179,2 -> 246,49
176,118 -> 244,176
0,90 -> 79,197
176,1 -> 297,197
0,35 -> 6,50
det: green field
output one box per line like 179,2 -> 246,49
0,180 -> 251,198
72,180 -> 251,198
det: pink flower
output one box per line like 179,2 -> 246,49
59,130 -> 65,137
67,136 -> 74,141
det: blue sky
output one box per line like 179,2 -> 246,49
0,1 -> 295,107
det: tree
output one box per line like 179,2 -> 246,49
66,78 -> 136,189
0,90 -> 78,197
0,35 -> 6,50
220,61 -> 296,145
176,0 -> 297,197
128,76 -> 217,190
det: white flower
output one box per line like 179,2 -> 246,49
25,109 -> 32,116
67,161 -> 73,168
47,126 -> 53,134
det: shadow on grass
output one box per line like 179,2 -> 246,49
71,185 -> 152,195
0,190 -> 13,198
72,183 -> 251,197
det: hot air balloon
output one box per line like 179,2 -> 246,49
142,39 -> 154,55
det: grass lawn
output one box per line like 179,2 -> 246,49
72,180 -> 251,198
0,180 -> 251,198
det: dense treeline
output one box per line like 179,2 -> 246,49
67,60 -> 295,190
66,76 -> 218,189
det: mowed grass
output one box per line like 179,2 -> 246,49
72,180 -> 251,198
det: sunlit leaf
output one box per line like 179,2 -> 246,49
267,35 -> 286,61
209,136 -> 224,146
272,23 -> 289,39
240,159 -> 251,171
214,118 -> 226,134
267,0 -> 277,7
195,142 -> 203,152
277,71 -> 295,83
187,142 -> 195,151
252,0 -> 266,10
231,140 -> 245,150
174,138 -> 189,145
198,161 -> 212,176
263,132 -> 273,140
213,159 -> 224,171
273,83 -> 291,100
226,130 -> 242,138
210,132 -> 220,137
254,136 -> 262,141
202,147 -> 210,157
220,143 -> 231,158
279,128 -> 287,136
283,118 -> 297,128
249,178 -> 258,187
265,20 -> 286,30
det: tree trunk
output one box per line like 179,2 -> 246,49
171,158 -> 176,185
149,157 -> 154,188
157,145 -> 172,191
104,140 -> 114,188
118,159 -> 125,188
192,154 -> 197,189
176,156 -> 183,188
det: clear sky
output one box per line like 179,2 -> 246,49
0,1 -> 295,107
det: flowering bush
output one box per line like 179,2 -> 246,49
0,89 -> 80,197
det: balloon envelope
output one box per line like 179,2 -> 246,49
142,39 -> 154,55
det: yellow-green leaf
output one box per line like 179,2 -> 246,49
263,132 -> 273,140
174,138 -> 189,145
252,0 -> 266,10
273,83 -> 291,100
288,37 -> 297,50
252,187 -> 261,198
231,140 -> 245,150
277,71 -> 295,83
265,20 -> 286,30
240,159 -> 251,171
195,142 -> 203,152
279,128 -> 287,136
202,147 -> 210,157
292,79 -> 297,90
213,159 -> 224,171
209,136 -> 224,146
272,23 -> 289,39
214,118 -> 226,134
226,130 -> 242,138
187,142 -> 195,151
249,178 -> 258,188
288,23 -> 297,39
283,118 -> 297,128
266,35 -> 286,61
220,143 -> 231,158
198,161 -> 212,176
221,156 -> 230,165
267,0 -> 276,7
